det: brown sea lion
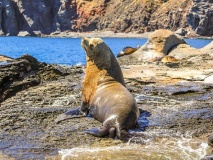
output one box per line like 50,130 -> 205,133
161,55 -> 179,63
151,55 -> 179,62
55,37 -> 139,140
117,45 -> 140,57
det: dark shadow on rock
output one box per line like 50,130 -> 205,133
0,54 -> 71,103
132,109 -> 151,132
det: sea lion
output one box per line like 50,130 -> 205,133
55,37 -> 139,140
151,55 -> 179,62
117,45 -> 140,57
161,55 -> 179,63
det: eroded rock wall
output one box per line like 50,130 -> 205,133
187,0 -> 213,36
0,0 -> 212,36
0,0 -> 19,35
16,0 -> 61,34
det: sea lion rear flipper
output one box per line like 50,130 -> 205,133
84,127 -> 109,137
55,108 -> 86,124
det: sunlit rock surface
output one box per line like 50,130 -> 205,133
0,40 -> 213,159
117,29 -> 205,64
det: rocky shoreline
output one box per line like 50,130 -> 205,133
3,30 -> 213,39
0,30 -> 213,160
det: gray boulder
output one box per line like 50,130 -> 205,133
187,1 -> 213,36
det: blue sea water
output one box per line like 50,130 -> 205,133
0,37 -> 211,65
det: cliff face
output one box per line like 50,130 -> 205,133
187,0 -> 213,36
0,0 -> 212,36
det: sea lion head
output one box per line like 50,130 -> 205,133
81,37 -> 112,69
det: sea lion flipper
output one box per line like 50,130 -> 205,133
65,108 -> 86,116
84,127 -> 109,137
55,108 -> 86,124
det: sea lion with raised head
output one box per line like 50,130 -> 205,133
55,37 -> 139,140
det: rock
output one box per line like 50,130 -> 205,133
169,43 -> 203,60
118,29 -> 186,64
33,31 -> 42,37
17,31 -> 30,37
56,0 -> 77,31
1,0 -> 19,36
175,28 -> 187,36
0,30 -> 4,35
187,1 -> 213,36
208,132 -> 213,147
0,55 -> 13,62
149,0 -> 191,33
204,75 -> 213,83
0,152 -> 14,160
142,29 -> 186,55
0,0 -> 212,36
200,41 -> 213,56
0,49 -> 213,159
201,155 -> 213,160
0,54 -> 71,103
16,0 -> 60,34
0,2 -> 2,32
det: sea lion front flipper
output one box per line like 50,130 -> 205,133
55,108 -> 86,124
84,127 -> 109,137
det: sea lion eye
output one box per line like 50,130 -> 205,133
90,44 -> 94,48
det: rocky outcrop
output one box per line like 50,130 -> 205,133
209,132 -> 213,147
0,55 -> 13,61
187,0 -> 213,36
149,0 -> 191,32
57,0 -> 77,31
0,54 -> 72,103
200,41 -> 213,56
1,0 -> 19,36
16,0 -> 61,35
117,29 -> 188,64
0,0 -> 213,36
169,43 -> 203,59
17,31 -> 30,36
140,29 -> 186,58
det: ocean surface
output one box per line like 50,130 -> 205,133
0,36 -> 211,65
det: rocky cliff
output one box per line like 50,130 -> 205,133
0,0 -> 212,36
